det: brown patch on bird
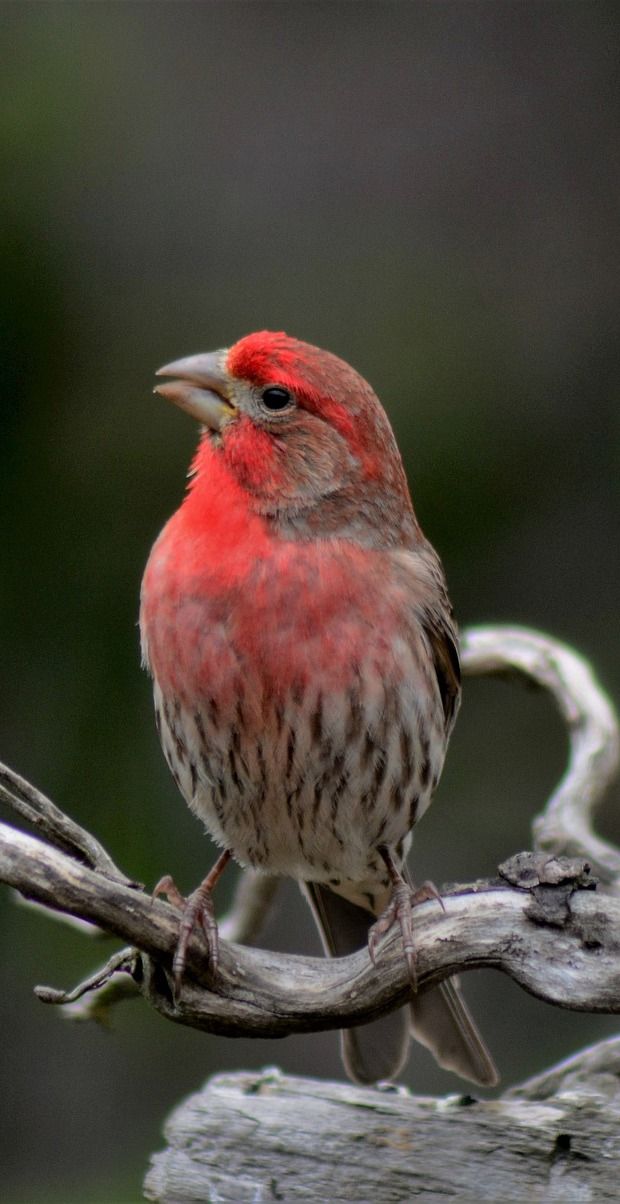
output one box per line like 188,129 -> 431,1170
212,780 -> 226,824
399,726 -> 414,783
419,756 -> 431,789
332,769 -> 349,806
359,789 -> 371,817
360,730 -> 375,771
311,692 -> 324,744
372,753 -> 388,794
194,710 -> 206,742
173,730 -> 188,763
256,740 -> 267,791
374,817 -> 388,843
294,788 -> 307,833
227,746 -> 243,793
408,792 -> 420,827
285,728 -> 296,780
418,728 -> 432,788
312,779 -> 323,824
345,686 -> 365,743
390,781 -> 405,812
231,725 -> 242,755
330,796 -> 345,849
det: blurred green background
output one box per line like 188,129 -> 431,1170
1,2 -> 619,1201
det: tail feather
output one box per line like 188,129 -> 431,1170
304,882 -> 409,1084
410,977 -> 498,1086
304,880 -> 498,1087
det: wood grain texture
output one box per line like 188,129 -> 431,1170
2,823 -> 619,1035
144,1039 -> 620,1202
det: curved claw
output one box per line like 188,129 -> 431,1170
368,848 -> 446,989
173,880 -> 220,990
368,880 -> 418,987
152,850 -> 232,994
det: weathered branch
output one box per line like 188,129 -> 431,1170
0,760 -> 135,886
461,626 -> 620,886
1,821 -> 618,1036
0,624 -> 618,1041
144,1042 -> 620,1202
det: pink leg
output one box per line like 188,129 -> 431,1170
153,849 -> 232,990
368,846 -> 445,988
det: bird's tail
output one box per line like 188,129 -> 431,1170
304,880 -> 498,1087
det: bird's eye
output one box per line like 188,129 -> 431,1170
260,386 -> 294,412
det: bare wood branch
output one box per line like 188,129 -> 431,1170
2,821 -> 619,1039
143,1044 -> 620,1203
0,760 -> 135,887
23,872 -> 281,1023
32,872 -> 281,1023
462,625 -> 620,886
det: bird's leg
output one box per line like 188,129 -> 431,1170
367,845 -> 445,988
153,849 -> 232,990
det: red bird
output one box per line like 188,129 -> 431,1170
140,331 -> 497,1086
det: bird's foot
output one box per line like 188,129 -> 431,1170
368,847 -> 445,988
153,849 -> 232,992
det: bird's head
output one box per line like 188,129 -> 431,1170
155,331 -> 416,542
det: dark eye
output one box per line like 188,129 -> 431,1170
260,386 -> 293,412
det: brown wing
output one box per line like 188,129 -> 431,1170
392,544 -> 461,735
424,599 -> 461,732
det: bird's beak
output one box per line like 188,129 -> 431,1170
154,351 -> 236,431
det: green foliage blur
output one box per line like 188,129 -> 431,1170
1,3 -> 618,1201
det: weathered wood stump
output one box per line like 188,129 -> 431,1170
144,1037 -> 620,1202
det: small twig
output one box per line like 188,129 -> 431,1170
35,948 -> 137,1006
40,949 -> 142,1024
0,761 -> 135,887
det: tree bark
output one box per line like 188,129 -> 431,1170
144,1037 -> 620,1203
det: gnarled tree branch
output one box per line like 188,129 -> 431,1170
0,625 -> 618,1038
461,625 -> 620,886
143,1044 -> 620,1203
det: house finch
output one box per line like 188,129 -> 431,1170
140,330 -> 497,1086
